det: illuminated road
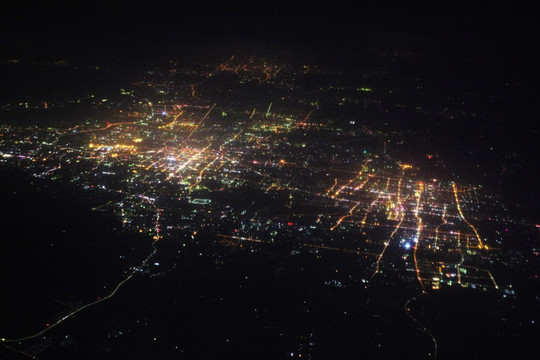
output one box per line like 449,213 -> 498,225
332,159 -> 370,198
1,200 -> 163,344
1,273 -> 135,343
330,201 -> 361,231
372,168 -> 407,277
413,182 -> 425,291
404,292 -> 438,360
186,103 -> 216,140
453,183 -> 484,249
434,205 -> 447,249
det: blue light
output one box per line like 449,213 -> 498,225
162,111 -> 167,116
404,242 -> 411,250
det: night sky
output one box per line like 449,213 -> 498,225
2,1 -> 538,70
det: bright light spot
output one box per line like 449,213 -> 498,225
404,242 -> 411,250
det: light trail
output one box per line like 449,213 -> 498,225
169,143 -> 212,178
154,208 -> 162,240
326,178 -> 338,195
413,182 -> 425,291
216,235 -> 377,256
359,190 -> 382,232
465,266 -> 499,289
487,270 -> 499,289
217,234 -> 263,243
404,293 -> 438,360
1,342 -> 37,359
1,273 -> 135,343
292,109 -> 315,128
299,242 -> 376,256
332,159 -> 370,197
434,205 -> 447,248
186,103 -> 216,140
190,84 -> 200,99
457,231 -> 464,285
372,168 -> 406,277
216,129 -> 243,160
353,177 -> 371,192
384,176 -> 391,195
71,121 -> 136,134
452,183 -> 484,249
159,110 -> 184,129
330,202 -> 361,231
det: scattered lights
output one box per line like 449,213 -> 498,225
0,87 -> 509,343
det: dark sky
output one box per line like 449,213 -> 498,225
2,0 -> 538,68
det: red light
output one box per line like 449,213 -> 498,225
287,222 -> 293,226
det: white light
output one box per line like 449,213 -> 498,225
404,243 -> 411,250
